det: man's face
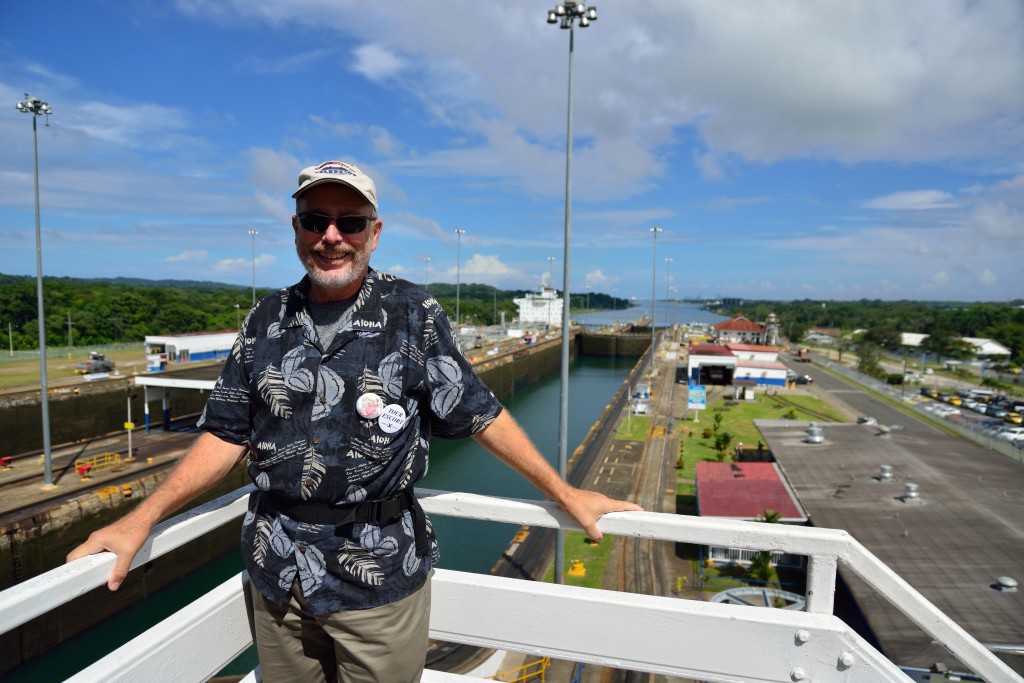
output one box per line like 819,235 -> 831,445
292,184 -> 382,301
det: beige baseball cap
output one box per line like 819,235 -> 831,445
292,160 -> 378,212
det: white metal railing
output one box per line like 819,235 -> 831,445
1,486 -> 1019,683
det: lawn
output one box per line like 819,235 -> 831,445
542,530 -> 615,590
615,413 -> 650,441
676,393 -> 845,486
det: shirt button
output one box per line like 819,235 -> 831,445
305,478 -> 314,487
298,546 -> 306,555
312,436 -> 319,444
319,396 -> 326,404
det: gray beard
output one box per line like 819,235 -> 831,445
296,242 -> 371,294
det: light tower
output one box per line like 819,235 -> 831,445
546,0 -> 598,585
16,92 -> 56,489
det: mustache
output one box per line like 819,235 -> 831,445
312,244 -> 356,258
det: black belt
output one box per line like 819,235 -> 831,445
263,490 -> 429,557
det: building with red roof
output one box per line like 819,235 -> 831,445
712,314 -> 767,344
696,461 -> 808,567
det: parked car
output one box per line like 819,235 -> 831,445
996,426 -> 1024,442
987,407 -> 1008,418
632,401 -> 649,415
1005,412 -> 1023,425
794,375 -> 813,385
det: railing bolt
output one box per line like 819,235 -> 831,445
795,630 -> 811,644
791,668 -> 807,681
839,651 -> 856,668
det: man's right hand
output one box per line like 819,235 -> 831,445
64,432 -> 246,591
66,513 -> 155,591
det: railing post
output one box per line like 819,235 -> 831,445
805,554 -> 837,614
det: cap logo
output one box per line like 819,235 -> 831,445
315,161 -> 356,177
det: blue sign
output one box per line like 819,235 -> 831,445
687,385 -> 707,410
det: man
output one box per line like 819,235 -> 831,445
68,159 -> 642,683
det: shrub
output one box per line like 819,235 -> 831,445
702,427 -> 713,439
885,373 -> 904,385
782,408 -> 798,420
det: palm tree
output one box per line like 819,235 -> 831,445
749,509 -> 783,584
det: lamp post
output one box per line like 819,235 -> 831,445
17,92 -> 55,489
650,225 -> 663,380
454,228 -> 466,326
234,304 -> 241,330
546,0 -> 597,585
248,228 -> 258,306
585,284 -> 591,312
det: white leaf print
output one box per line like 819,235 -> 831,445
312,365 -> 344,421
401,510 -> 414,539
431,384 -> 464,419
242,509 -> 255,528
256,472 -> 270,491
360,525 -> 399,558
379,352 -> 404,398
270,518 -> 294,557
427,356 -> 463,385
277,565 -> 297,590
258,365 -> 293,418
300,445 -> 326,500
253,517 -> 272,568
296,545 -> 326,596
281,345 -> 313,392
345,486 -> 367,503
402,544 -> 422,577
358,366 -> 385,397
230,333 -> 244,365
338,541 -> 385,586
427,356 -> 464,417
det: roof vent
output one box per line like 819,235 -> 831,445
804,424 -> 824,444
877,465 -> 893,481
899,482 -> 921,503
994,576 -> 1019,593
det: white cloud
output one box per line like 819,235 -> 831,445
460,254 -> 518,278
979,269 -> 998,285
862,190 -> 958,210
584,270 -> 618,288
351,44 -> 405,82
165,250 -> 207,262
214,254 -> 277,273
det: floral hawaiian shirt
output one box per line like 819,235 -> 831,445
197,269 -> 502,614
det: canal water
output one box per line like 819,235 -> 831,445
9,304 -> 723,681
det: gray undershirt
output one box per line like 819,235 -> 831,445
307,295 -> 356,350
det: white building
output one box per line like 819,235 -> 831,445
145,331 -> 237,369
513,286 -> 563,327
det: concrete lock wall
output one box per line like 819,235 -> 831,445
0,381 -> 210,458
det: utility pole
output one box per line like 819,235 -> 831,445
65,310 -> 75,358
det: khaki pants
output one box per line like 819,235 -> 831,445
247,576 -> 431,683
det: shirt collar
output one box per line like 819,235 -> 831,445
280,269 -> 383,330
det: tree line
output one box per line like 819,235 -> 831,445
0,274 -> 629,350
716,298 -> 1024,365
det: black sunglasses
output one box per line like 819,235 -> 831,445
296,212 -> 375,235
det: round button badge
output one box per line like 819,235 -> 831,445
355,393 -> 383,419
378,403 -> 407,434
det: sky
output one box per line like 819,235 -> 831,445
1,0 -> 1023,303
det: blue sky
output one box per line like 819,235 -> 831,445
2,0 -> 1023,302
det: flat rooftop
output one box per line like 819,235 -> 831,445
757,420 -> 1024,676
